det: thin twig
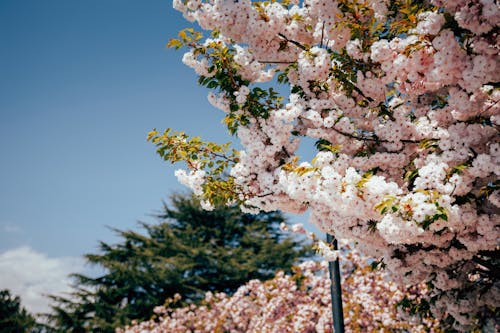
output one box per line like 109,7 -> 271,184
330,126 -> 420,144
278,33 -> 307,50
257,60 -> 296,64
256,192 -> 275,198
481,98 -> 500,114
207,150 -> 239,163
320,21 -> 325,49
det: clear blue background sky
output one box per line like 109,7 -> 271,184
0,0 -> 235,257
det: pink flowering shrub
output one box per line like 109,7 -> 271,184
150,0 -> 499,330
118,248 -> 441,333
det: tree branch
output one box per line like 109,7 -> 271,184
278,33 -> 307,51
473,255 -> 500,280
257,60 -> 296,64
320,21 -> 325,49
330,126 -> 421,144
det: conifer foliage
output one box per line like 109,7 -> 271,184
0,289 -> 42,333
47,194 -> 311,333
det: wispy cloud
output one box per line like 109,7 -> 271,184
1,222 -> 21,233
0,246 -> 85,314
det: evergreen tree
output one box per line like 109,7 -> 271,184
47,193 -> 312,332
0,289 -> 45,333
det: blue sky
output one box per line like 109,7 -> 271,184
0,0 -> 227,256
0,0 -> 230,310
0,0 -> 316,312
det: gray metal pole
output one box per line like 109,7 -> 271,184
327,233 -> 344,333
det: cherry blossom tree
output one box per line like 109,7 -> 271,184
117,247 -> 441,333
150,0 -> 499,330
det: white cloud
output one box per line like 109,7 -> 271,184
0,246 -> 85,314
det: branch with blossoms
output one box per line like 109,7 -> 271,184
168,29 -> 285,134
148,129 -> 281,208
148,129 -> 244,207
160,0 -> 499,330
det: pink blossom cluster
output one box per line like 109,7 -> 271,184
117,249 -> 441,333
171,0 -> 499,329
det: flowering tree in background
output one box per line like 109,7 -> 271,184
118,248 -> 441,333
150,0 -> 499,330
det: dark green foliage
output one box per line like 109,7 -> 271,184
47,193 -> 312,332
0,289 -> 44,333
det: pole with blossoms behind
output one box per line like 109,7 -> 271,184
118,246 -> 442,333
150,0 -> 499,330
